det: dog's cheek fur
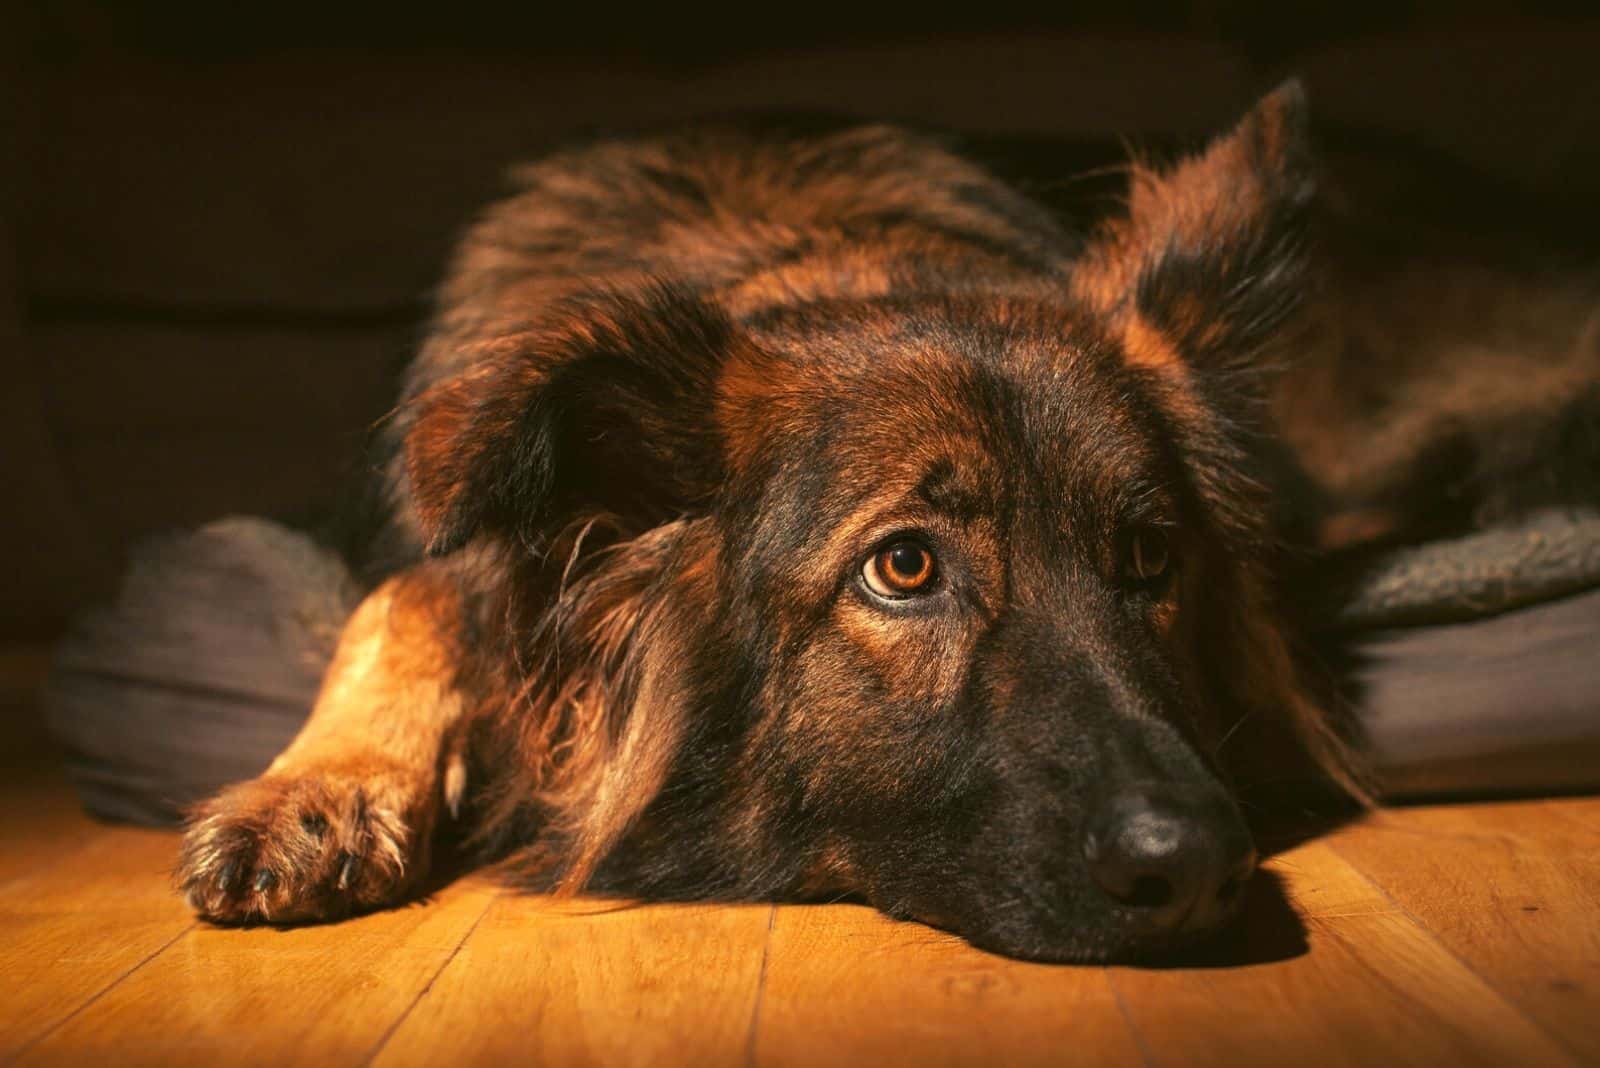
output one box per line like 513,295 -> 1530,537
772,604 -> 983,819
1142,356 -> 1367,800
392,288 -> 799,895
454,518 -> 734,894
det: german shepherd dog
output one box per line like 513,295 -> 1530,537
81,81 -> 1596,962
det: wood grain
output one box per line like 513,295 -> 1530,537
15,877 -> 497,1067
0,779 -> 105,889
0,828 -> 193,1059
1325,798 -> 1600,1062
750,903 -> 1145,1068
370,895 -> 772,1068
1108,838 -> 1581,1068
3,672 -> 1597,1068
0,651 -> 111,888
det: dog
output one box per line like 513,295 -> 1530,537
61,81 -> 1599,963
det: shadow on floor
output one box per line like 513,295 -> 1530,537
1138,867 -> 1308,969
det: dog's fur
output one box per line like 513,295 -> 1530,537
71,82 -> 1599,962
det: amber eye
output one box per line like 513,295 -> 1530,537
863,540 -> 938,598
1127,527 -> 1173,587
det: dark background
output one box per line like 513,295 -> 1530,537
4,1 -> 1599,638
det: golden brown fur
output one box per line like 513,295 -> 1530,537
180,566 -> 468,921
169,83 -> 1595,960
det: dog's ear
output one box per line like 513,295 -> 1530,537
1073,80 -> 1316,376
404,285 -> 733,556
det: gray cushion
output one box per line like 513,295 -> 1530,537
1324,508 -> 1600,799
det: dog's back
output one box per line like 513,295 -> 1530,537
1272,140 -> 1600,550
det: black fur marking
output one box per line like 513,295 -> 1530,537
915,458 -> 994,524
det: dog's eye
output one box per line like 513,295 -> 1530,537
1126,527 -> 1174,588
863,540 -> 937,598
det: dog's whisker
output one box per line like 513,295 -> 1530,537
1214,711 -> 1254,757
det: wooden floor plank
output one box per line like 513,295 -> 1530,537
1107,840 -> 1579,1068
0,828 -> 193,1059
5,660 -> 1599,1068
749,903 -> 1146,1067
1325,798 -> 1600,1062
14,877 -> 498,1067
369,895 -> 772,1068
0,649 -> 112,886
0,775 -> 108,888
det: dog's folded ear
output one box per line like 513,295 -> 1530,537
404,283 -> 734,556
1073,79 -> 1316,376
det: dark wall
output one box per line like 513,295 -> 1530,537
5,3 -> 1599,636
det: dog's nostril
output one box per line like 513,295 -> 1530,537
1083,788 -> 1254,933
1127,874 -> 1174,909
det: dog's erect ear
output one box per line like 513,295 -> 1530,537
404,285 -> 733,556
1073,80 -> 1316,374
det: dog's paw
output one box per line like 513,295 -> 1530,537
177,762 -> 433,925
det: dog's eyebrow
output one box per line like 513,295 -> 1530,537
1119,476 -> 1177,525
914,457 -> 992,522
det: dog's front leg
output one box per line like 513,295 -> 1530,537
178,564 -> 473,924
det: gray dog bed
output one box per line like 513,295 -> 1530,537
48,519 -> 355,825
1325,509 -> 1600,798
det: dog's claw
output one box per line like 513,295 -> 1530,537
178,768 -> 422,923
217,859 -> 240,893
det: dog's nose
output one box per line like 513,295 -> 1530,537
1082,789 -> 1256,935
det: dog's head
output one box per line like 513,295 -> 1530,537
405,83 -> 1360,962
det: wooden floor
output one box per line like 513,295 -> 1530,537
2,653 -> 1598,1067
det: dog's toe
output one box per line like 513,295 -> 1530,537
177,764 -> 429,925
337,853 -> 360,891
215,858 -> 240,894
